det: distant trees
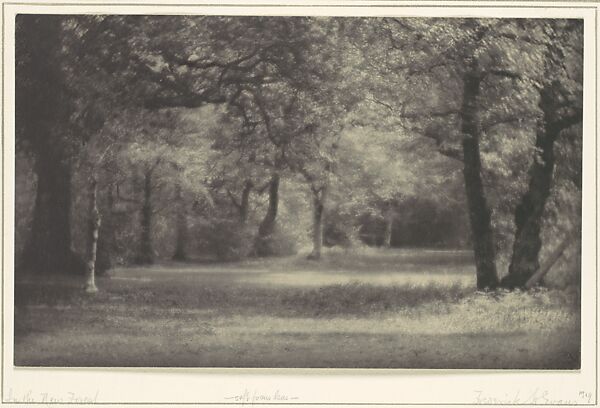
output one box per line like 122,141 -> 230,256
336,128 -> 418,246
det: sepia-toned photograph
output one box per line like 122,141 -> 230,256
13,12 -> 584,372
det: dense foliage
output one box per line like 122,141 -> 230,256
14,16 -> 583,290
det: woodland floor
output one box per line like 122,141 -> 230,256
14,248 -> 580,368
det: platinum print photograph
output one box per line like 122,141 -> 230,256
14,15 -> 582,368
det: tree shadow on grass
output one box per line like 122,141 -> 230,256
16,279 -> 471,316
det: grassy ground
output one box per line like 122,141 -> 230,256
14,248 -> 580,368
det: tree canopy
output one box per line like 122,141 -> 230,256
14,15 -> 583,291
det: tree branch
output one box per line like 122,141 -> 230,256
486,69 -> 522,80
226,189 -> 242,209
143,90 -> 226,109
481,112 -> 538,132
368,97 -> 458,119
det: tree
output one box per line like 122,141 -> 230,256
501,20 -> 583,288
171,180 -> 188,261
457,28 -> 500,289
84,176 -> 101,292
16,15 -> 582,288
210,18 -> 358,258
75,118 -> 126,290
361,18 -> 565,289
16,15 -> 308,272
16,15 -> 105,275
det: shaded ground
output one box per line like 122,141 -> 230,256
14,248 -> 580,368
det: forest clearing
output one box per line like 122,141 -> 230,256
14,248 -> 580,368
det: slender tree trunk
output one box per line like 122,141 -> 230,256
239,180 -> 253,225
21,155 -> 84,275
308,186 -> 326,260
172,183 -> 188,261
254,174 -> 279,256
460,65 -> 499,290
382,204 -> 394,248
85,176 -> 100,293
501,85 -> 564,288
95,184 -> 114,275
136,169 -> 154,264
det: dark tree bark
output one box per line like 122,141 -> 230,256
502,83 -> 581,288
230,180 -> 253,224
307,186 -> 327,260
17,16 -> 85,275
21,155 -> 84,275
254,173 -> 280,256
239,180 -> 253,224
95,185 -> 115,275
172,183 -> 188,261
258,174 -> 279,236
460,64 -> 499,290
136,169 -> 154,264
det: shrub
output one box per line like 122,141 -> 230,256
253,224 -> 297,257
324,213 -> 360,248
201,220 -> 255,261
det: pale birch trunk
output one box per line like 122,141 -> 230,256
85,176 -> 101,293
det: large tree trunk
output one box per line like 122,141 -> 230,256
21,156 -> 84,275
17,16 -> 85,276
136,169 -> 154,264
501,85 -> 570,288
254,174 -> 279,256
172,183 -> 188,261
460,65 -> 499,290
85,176 -> 100,293
307,187 -> 327,260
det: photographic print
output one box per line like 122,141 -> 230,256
12,12 -> 584,369
4,1 -> 598,405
